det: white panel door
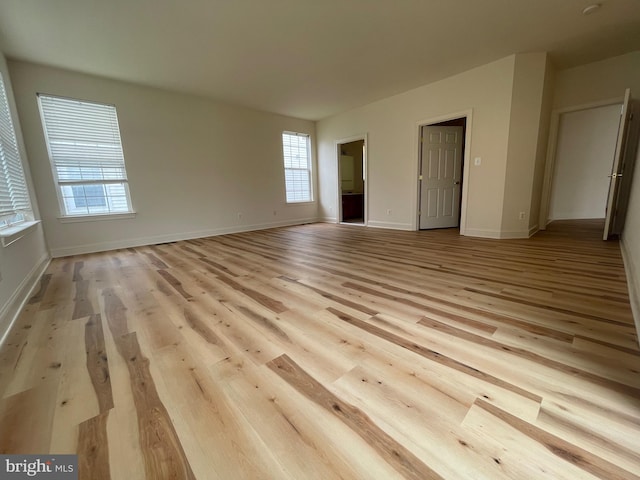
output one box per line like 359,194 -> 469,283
603,88 -> 640,240
419,126 -> 463,229
604,89 -> 639,240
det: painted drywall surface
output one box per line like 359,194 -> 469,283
553,51 -> 640,110
317,55 -> 516,235
529,57 -> 556,231
8,61 -> 317,256
622,136 -> 640,328
0,51 -> 49,342
501,53 -> 548,237
549,104 -> 621,220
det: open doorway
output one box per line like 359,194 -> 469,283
541,89 -> 639,240
418,117 -> 466,230
338,138 -> 366,225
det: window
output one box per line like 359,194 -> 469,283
38,94 -> 133,217
282,132 -> 312,203
0,72 -> 32,229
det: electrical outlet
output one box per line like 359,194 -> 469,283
386,209 -> 392,215
519,211 -> 526,220
237,212 -> 243,219
474,157 -> 482,166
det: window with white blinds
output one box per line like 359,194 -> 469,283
282,132 -> 312,203
0,72 -> 32,227
38,94 -> 133,217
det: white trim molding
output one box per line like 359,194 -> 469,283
0,220 -> 40,247
367,220 -> 413,231
335,133 -> 368,226
414,109 -> 473,234
0,253 -> 50,348
50,218 -> 319,257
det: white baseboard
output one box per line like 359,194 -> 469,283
462,228 -> 534,239
462,228 -> 502,239
620,238 -> 640,344
0,253 -> 51,348
498,229 -> 535,239
367,221 -> 413,231
50,217 -> 319,257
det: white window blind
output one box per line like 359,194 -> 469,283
0,72 -> 31,224
38,94 -> 133,217
282,132 -> 312,203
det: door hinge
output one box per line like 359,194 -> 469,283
419,175 -> 423,180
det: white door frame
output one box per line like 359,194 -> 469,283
538,96 -> 623,230
414,109 -> 473,235
335,134 -> 368,225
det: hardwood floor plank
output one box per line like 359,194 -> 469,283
268,354 -> 444,480
314,270 -> 575,342
102,287 -> 195,479
333,364 -> 518,479
85,314 -> 114,412
49,317 -> 100,453
537,401 -> 640,474
474,399 -> 640,480
156,269 -> 194,301
78,412 -> 111,480
153,343 -> 292,479
0,380 -> 57,453
2,308 -> 66,397
463,287 -> 633,326
327,307 -> 542,403
28,273 -> 52,305
112,332 -> 195,479
281,276 -> 379,316
102,287 -> 130,339
418,317 -> 640,394
572,335 -> 640,357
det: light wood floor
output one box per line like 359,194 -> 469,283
1,219 -> 639,479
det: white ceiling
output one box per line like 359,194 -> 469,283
1,0 -> 639,120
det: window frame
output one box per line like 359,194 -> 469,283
0,71 -> 33,231
282,131 -> 314,204
37,93 -> 135,219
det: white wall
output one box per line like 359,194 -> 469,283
8,61 -> 317,257
0,52 -> 49,345
317,55 -> 516,236
549,104 -> 621,220
501,52 -> 549,237
529,58 -> 556,231
623,128 -> 640,330
553,51 -> 640,110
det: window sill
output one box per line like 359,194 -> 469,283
286,201 -> 315,206
58,212 -> 136,223
0,220 -> 40,247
